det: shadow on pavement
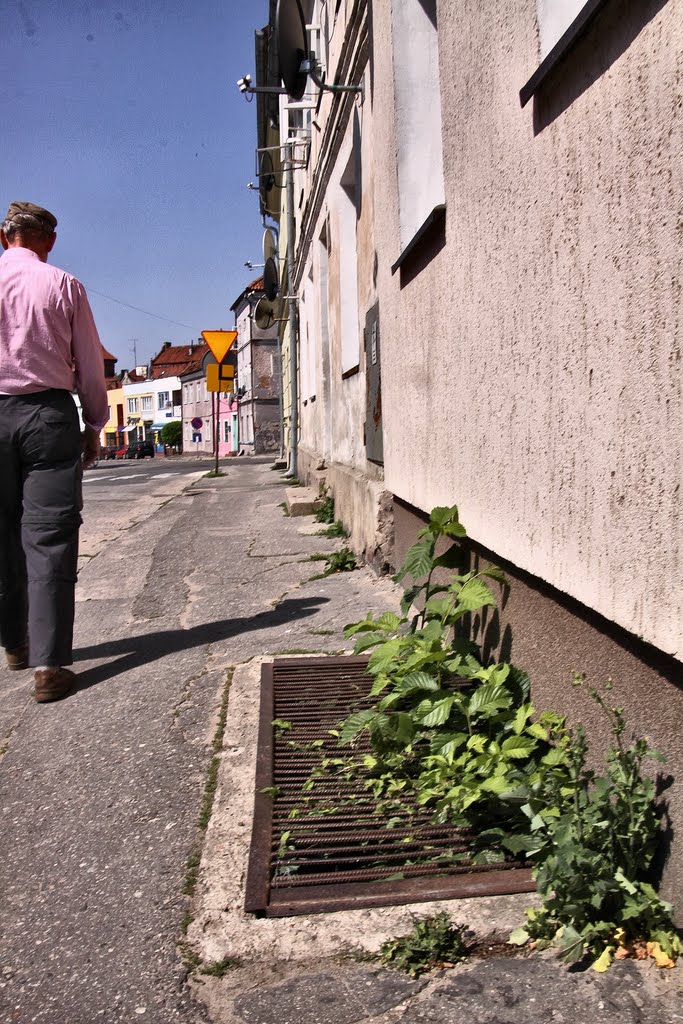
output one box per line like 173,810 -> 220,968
72,595 -> 330,690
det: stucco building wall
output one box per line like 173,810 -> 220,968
370,0 -> 683,903
373,0 -> 682,660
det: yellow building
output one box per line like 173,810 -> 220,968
102,383 -> 125,449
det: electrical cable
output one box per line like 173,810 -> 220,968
84,286 -> 198,331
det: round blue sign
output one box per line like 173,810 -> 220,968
191,417 -> 203,430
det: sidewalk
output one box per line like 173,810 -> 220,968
1,460 -> 680,1023
185,465 -> 683,1024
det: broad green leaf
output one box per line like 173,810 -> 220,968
501,736 -> 537,759
468,682 -> 512,716
508,927 -> 529,946
375,611 -> 403,632
368,638 -> 403,674
502,834 -> 538,855
428,505 -> 461,530
511,703 -> 534,736
479,775 -> 513,794
467,734 -> 486,753
353,631 -> 387,654
481,565 -> 508,586
424,597 -> 454,619
526,722 -> 549,741
343,616 -> 376,637
442,521 -> 467,538
400,584 -> 423,616
378,691 -> 403,711
557,924 -> 584,964
339,710 -> 376,745
419,696 -> 456,727
394,538 -> 435,583
392,712 -> 416,745
430,731 -> 468,755
614,869 -> 637,894
541,748 -> 569,766
369,673 -> 390,697
397,671 -> 441,694
456,577 -> 497,612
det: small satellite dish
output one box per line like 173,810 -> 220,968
262,228 -> 277,264
275,0 -> 308,101
254,296 -> 283,331
263,256 -> 279,302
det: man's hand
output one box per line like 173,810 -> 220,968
81,425 -> 101,469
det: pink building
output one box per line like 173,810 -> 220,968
179,349 -> 239,456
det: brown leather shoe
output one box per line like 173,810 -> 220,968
34,667 -> 76,703
5,644 -> 28,671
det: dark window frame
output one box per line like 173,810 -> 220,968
520,0 -> 610,107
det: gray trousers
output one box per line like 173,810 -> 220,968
0,390 -> 82,667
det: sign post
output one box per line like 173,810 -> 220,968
201,330 -> 238,475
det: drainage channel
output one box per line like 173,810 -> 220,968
245,656 -> 535,917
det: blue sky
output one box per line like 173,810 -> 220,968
1,0 -> 268,369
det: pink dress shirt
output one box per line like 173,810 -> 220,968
0,247 -> 109,430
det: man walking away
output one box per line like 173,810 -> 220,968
0,201 -> 108,702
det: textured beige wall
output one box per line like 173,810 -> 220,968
374,0 -> 682,658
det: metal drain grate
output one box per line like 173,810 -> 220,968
245,656 -> 535,917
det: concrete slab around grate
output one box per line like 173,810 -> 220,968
188,659 -> 683,1024
188,656 -> 536,969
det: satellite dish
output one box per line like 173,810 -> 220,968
262,228 -> 277,264
254,296 -> 283,331
275,0 -> 308,101
263,256 -> 279,302
259,150 -> 278,193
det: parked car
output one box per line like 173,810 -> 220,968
126,440 -> 155,460
102,445 -> 120,460
114,445 -> 128,460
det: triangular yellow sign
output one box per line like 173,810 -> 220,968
201,330 -> 238,364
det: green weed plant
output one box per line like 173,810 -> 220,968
379,913 -> 472,977
336,505 -> 678,971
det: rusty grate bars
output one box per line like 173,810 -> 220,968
244,657 -> 535,917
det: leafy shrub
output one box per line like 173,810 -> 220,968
336,505 -> 678,971
160,420 -> 182,448
508,678 -> 681,971
379,913 -> 472,976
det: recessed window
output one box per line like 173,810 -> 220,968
520,0 -> 607,107
390,0 -> 445,259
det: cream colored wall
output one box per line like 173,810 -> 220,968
373,0 -> 682,658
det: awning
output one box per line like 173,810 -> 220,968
150,422 -> 171,430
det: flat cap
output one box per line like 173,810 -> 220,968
4,201 -> 58,231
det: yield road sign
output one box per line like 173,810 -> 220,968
201,330 -> 238,364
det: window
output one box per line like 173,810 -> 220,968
338,140 -> 360,375
141,395 -> 152,413
157,391 -> 170,410
520,0 -> 603,106
127,398 -> 139,414
538,0 -> 591,58
195,382 -> 200,402
224,421 -> 230,442
390,0 -> 445,258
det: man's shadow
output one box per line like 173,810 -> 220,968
72,595 -> 330,690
